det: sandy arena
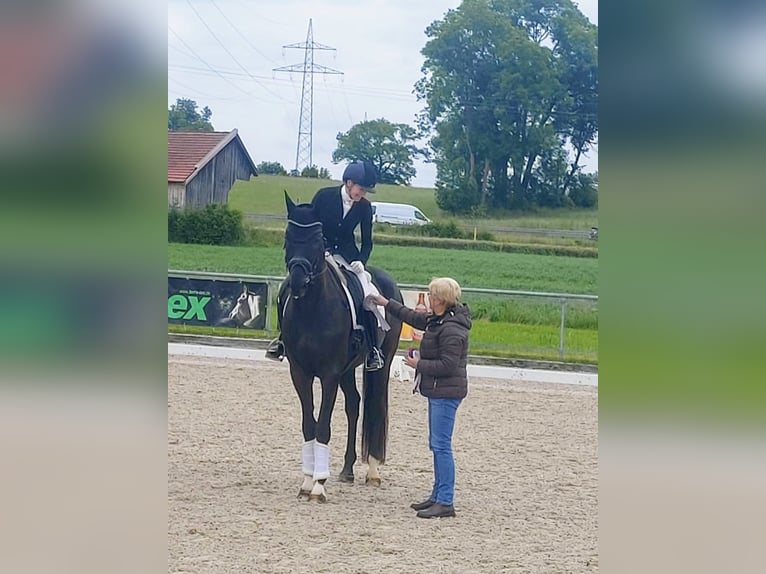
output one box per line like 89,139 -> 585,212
168,355 -> 598,573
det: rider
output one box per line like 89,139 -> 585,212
265,160 -> 386,371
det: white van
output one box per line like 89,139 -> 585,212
371,202 -> 431,226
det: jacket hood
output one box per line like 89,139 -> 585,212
442,303 -> 472,331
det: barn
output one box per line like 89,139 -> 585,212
168,129 -> 257,209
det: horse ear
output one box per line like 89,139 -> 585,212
284,190 -> 295,213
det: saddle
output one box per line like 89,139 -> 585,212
325,254 -> 365,332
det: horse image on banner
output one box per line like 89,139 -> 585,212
224,285 -> 261,328
279,192 -> 403,502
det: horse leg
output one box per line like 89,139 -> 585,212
309,377 -> 340,502
338,369 -> 360,483
290,364 -> 316,499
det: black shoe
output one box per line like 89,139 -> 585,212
365,347 -> 385,371
265,338 -> 284,361
410,498 -> 435,511
416,503 -> 456,519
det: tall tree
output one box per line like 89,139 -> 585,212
332,119 -> 428,185
168,98 -> 214,132
416,0 -> 597,212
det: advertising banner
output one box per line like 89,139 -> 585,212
168,276 -> 268,330
399,288 -> 431,341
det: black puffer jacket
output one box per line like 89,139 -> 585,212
386,300 -> 472,399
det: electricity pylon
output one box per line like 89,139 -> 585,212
273,19 -> 343,174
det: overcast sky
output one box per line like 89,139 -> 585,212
168,0 -> 598,187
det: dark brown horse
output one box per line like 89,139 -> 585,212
281,193 -> 403,501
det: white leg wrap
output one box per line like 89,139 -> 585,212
313,442 -> 331,481
302,440 -> 315,476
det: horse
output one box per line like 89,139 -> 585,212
280,192 -> 403,502
223,285 -> 261,328
217,284 -> 262,329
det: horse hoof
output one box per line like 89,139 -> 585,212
338,473 -> 355,483
308,493 -> 327,503
365,477 -> 381,487
297,490 -> 311,499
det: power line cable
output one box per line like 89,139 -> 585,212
209,0 -> 279,66
168,25 -> 257,98
183,0 -> 284,101
169,77 -> 250,102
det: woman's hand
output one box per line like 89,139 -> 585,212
366,294 -> 388,306
404,355 -> 419,369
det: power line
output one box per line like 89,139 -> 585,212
169,64 -> 415,101
183,0 -> 284,101
168,25 -> 255,98
209,0 -> 279,66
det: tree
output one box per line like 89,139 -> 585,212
299,165 -> 331,179
256,161 -> 288,175
332,119 -> 428,185
416,0 -> 598,212
168,98 -> 214,132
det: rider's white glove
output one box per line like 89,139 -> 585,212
349,260 -> 364,274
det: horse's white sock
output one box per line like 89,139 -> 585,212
302,440 -> 315,476
368,455 -> 381,480
313,442 -> 330,481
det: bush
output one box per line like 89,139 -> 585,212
168,204 -> 245,245
569,185 -> 598,208
419,220 -> 468,239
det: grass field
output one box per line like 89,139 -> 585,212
169,241 -> 598,364
229,174 -> 598,231
168,242 -> 597,295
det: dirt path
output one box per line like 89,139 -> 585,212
168,356 -> 598,573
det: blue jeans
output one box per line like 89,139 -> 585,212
428,397 -> 462,505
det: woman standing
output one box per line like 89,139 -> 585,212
367,277 -> 471,518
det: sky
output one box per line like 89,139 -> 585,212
168,0 -> 598,187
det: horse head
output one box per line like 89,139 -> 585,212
221,284 -> 261,327
284,191 -> 326,299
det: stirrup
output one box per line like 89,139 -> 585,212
265,339 -> 284,362
365,348 -> 385,371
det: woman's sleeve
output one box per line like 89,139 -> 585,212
386,299 -> 428,330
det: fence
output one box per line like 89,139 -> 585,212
243,213 -> 596,241
168,269 -> 598,363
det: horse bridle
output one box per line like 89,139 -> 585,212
286,219 -> 326,295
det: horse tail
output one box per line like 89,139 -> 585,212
361,367 -> 389,464
361,267 -> 402,466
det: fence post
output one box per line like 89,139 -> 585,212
558,299 -> 567,360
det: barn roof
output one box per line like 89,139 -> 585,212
168,129 -> 257,184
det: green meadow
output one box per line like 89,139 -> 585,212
228,174 -> 598,233
169,242 -> 598,364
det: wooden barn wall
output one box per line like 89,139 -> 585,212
184,140 -> 254,208
168,183 -> 186,209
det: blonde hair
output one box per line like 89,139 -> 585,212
428,277 -> 462,307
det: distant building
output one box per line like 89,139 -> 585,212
168,129 -> 257,209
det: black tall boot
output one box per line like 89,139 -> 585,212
363,310 -> 384,371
